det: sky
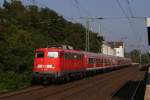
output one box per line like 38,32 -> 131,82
1,0 -> 150,52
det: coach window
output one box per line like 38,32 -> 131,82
88,58 -> 94,64
96,59 -> 100,64
71,53 -> 76,59
99,59 -> 101,64
70,53 -> 74,59
72,53 -> 79,59
79,54 -> 82,59
104,59 -> 106,64
76,54 -> 81,59
100,59 -> 102,63
99,59 -> 101,63
67,53 -> 70,59
64,53 -> 69,59
64,53 -> 72,59
96,59 -> 98,64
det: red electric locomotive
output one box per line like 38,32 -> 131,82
32,45 -> 131,84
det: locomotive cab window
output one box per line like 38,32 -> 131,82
35,51 -> 44,58
48,52 -> 58,58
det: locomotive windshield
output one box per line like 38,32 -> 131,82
35,51 -> 44,58
48,52 -> 58,58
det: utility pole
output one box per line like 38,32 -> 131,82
80,17 -> 104,52
139,49 -> 142,64
85,19 -> 90,51
138,35 -> 142,65
98,20 -> 102,36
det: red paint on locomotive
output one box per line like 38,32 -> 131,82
32,46 -> 131,84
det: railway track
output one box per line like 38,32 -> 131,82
38,67 -> 130,100
0,91 -> 12,95
0,85 -> 44,96
0,66 -> 145,100
60,70 -> 134,100
0,67 -> 129,100
69,66 -> 144,100
0,86 -> 44,99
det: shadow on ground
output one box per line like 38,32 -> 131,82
112,80 -> 146,100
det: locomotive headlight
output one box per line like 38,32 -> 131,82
46,64 -> 55,68
37,64 -> 42,68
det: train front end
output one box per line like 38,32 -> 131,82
32,48 -> 62,84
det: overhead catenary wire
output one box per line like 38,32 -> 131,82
72,0 -> 96,52
115,0 -> 137,39
73,0 -> 93,18
125,0 -> 144,60
27,0 -> 47,7
116,0 -> 130,20
72,0 -> 82,18
10,0 -> 148,53
67,0 -> 79,23
115,0 -> 146,55
115,0 -> 138,40
124,0 -> 141,47
125,0 -> 134,18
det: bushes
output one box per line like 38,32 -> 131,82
0,0 -> 103,91
0,71 -> 31,90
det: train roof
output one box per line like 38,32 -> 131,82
35,47 -> 131,60
81,51 -> 131,60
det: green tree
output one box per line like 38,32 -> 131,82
0,0 -> 103,90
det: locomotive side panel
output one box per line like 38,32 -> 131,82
62,51 -> 84,73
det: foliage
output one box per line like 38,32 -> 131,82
0,1 -> 103,90
141,52 -> 150,64
0,71 -> 31,90
126,49 -> 150,64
